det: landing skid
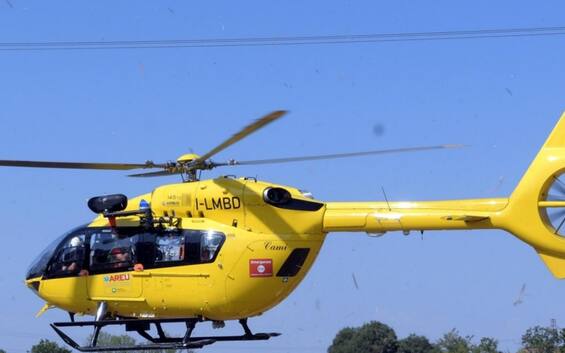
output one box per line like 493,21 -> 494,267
50,317 -> 280,351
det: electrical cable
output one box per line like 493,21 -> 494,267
1,25 -> 565,51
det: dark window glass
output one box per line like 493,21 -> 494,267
27,225 -> 89,280
31,225 -> 227,278
156,232 -> 185,264
276,248 -> 310,277
27,233 -> 68,280
184,230 -> 225,264
47,233 -> 87,277
88,227 -> 225,273
89,229 -> 136,273
200,231 -> 224,263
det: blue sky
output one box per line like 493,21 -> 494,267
1,1 -> 565,352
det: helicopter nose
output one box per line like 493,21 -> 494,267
26,278 -> 41,293
26,257 -> 44,294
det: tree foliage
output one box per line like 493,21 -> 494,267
521,326 -> 565,353
436,329 -> 474,353
473,337 -> 502,353
28,339 -> 72,353
329,324 -> 501,353
328,321 -> 398,353
398,334 -> 437,353
86,332 -> 136,353
85,331 -> 181,353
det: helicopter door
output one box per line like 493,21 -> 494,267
86,228 -> 143,299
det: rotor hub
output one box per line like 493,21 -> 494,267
176,153 -> 201,163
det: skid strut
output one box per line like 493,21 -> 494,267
50,317 -> 281,351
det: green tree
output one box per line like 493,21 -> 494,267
329,323 -> 500,353
87,332 -> 136,352
0,349 -> 6,353
521,326 -> 565,353
328,321 -> 398,353
436,329 -> 473,353
398,334 -> 437,353
28,339 -> 72,353
472,337 -> 501,353
86,331 -> 183,353
330,327 -> 358,353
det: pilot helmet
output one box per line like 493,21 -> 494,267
69,236 -> 83,247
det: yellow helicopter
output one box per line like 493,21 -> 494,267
4,110 -> 565,351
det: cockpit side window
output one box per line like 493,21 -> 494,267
183,230 -> 225,264
46,232 -> 87,278
156,232 -> 185,264
89,229 -> 135,273
152,229 -> 224,267
200,231 -> 224,263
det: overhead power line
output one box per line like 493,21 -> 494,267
1,26 -> 565,51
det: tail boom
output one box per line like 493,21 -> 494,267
323,198 -> 507,233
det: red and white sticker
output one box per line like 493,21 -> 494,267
249,259 -> 273,277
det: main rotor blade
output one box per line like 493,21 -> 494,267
0,160 -> 164,171
194,110 -> 287,164
128,170 -> 177,178
213,144 -> 464,167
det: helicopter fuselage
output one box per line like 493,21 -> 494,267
26,177 -> 327,320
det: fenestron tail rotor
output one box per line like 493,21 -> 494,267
540,174 -> 565,236
0,110 -> 463,181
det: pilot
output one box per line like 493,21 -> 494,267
110,247 -> 132,267
62,236 -> 88,276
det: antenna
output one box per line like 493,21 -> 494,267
381,186 -> 392,211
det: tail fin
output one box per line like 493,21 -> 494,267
504,112 -> 565,277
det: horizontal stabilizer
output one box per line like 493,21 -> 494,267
538,251 -> 565,279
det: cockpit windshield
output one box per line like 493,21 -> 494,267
26,225 -> 87,280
